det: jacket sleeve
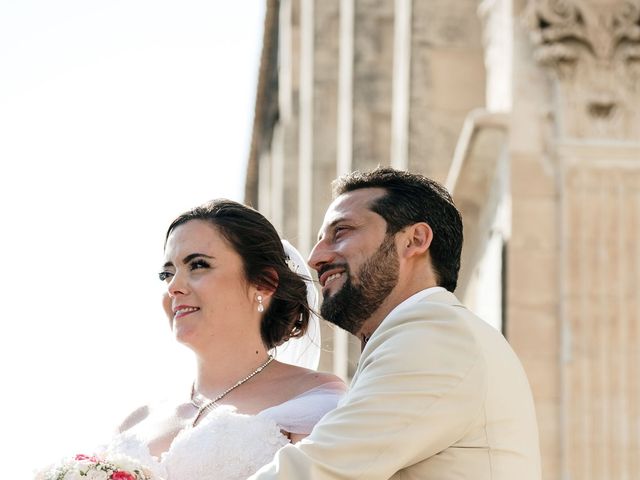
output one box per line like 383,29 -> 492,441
249,302 -> 487,479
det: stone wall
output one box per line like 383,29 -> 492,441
247,0 -> 640,477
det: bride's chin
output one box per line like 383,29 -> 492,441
172,325 -> 198,345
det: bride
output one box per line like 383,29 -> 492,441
105,199 -> 346,480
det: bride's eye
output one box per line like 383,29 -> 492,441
158,271 -> 173,282
190,259 -> 210,271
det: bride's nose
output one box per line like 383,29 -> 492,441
167,270 -> 189,298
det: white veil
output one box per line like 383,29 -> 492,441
270,240 -> 321,370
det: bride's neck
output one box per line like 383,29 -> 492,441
193,343 -> 271,393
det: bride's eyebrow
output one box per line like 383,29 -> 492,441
181,253 -> 215,264
162,253 -> 215,269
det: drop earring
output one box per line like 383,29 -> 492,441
257,294 -> 264,313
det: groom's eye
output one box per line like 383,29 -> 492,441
334,225 -> 350,238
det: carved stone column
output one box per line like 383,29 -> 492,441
522,1 -> 640,478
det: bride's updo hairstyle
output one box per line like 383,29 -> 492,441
165,199 -> 311,349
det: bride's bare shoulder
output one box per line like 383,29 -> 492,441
304,370 -> 347,390
273,362 -> 346,393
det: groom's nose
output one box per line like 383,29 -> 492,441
308,237 -> 333,272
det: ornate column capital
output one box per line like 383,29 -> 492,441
523,0 -> 640,140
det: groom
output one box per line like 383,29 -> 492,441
250,167 -> 541,479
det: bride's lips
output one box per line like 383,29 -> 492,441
173,305 -> 200,319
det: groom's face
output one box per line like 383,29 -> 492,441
308,188 -> 400,335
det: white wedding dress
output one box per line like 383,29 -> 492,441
104,383 -> 344,480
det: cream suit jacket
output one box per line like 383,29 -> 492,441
250,290 -> 542,479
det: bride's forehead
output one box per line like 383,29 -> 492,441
165,221 -> 231,254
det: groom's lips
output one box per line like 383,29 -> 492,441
318,265 -> 347,288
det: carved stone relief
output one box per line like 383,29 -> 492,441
524,0 -> 640,140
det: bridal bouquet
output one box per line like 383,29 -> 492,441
34,453 -> 161,480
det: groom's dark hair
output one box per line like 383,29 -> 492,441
332,167 -> 463,292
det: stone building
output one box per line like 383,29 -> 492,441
246,1 -> 640,478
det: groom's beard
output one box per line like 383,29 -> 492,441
320,234 -> 399,335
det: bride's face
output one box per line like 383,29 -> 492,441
160,219 -> 257,348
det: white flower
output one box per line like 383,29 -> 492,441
107,453 -> 142,472
84,470 -> 110,480
62,470 -> 85,480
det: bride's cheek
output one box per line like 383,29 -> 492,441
162,293 -> 173,324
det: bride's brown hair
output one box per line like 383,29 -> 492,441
165,199 -> 310,349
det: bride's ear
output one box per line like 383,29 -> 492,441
254,267 -> 279,300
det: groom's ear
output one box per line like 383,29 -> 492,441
399,222 -> 433,259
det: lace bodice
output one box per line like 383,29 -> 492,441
104,383 -> 344,480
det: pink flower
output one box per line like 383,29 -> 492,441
111,471 -> 136,480
74,453 -> 99,462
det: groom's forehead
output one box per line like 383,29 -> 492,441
328,187 -> 385,216
318,188 -> 387,234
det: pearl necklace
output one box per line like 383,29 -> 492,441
190,355 -> 274,427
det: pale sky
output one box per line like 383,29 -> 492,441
0,1 -> 266,474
